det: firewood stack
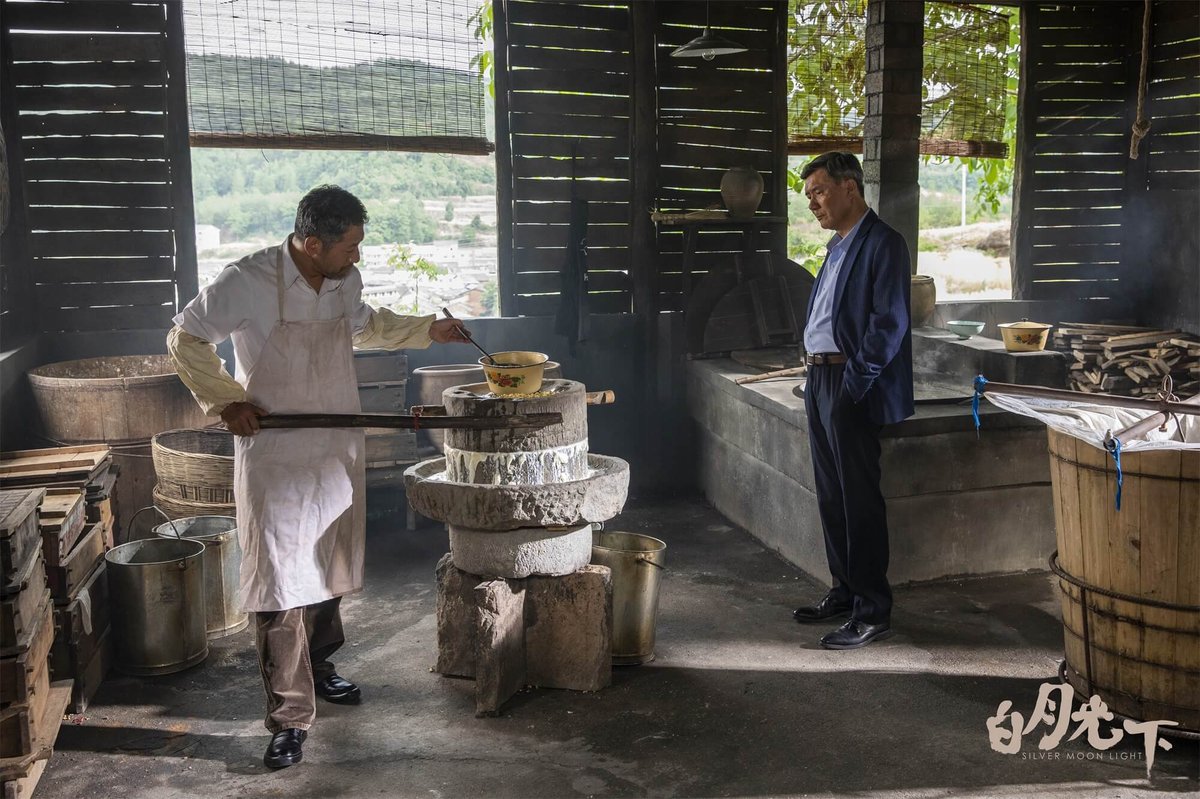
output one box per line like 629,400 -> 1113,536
1053,323 -> 1200,398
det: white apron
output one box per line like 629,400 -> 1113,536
233,245 -> 366,612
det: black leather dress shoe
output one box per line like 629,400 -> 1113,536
819,619 -> 892,650
264,729 -> 306,769
315,673 -> 361,704
792,593 -> 853,623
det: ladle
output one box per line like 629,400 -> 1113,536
442,307 -> 497,365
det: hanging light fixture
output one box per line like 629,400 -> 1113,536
670,1 -> 748,61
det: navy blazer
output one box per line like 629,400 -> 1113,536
806,209 -> 914,426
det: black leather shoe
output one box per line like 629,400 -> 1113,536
263,729 -> 306,769
819,619 -> 892,650
315,673 -> 361,704
793,593 -> 853,623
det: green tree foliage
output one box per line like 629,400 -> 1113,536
468,2 -> 495,98
387,244 -> 447,315
786,2 -> 1019,215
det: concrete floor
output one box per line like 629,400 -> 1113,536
36,496 -> 1199,798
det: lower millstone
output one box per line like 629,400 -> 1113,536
449,522 -> 592,579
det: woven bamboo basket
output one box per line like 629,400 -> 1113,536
152,484 -> 236,521
152,429 -> 235,505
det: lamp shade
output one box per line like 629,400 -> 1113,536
670,27 -> 748,60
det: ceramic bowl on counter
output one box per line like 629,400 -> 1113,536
946,320 -> 985,340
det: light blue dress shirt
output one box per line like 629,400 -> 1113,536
803,211 -> 869,354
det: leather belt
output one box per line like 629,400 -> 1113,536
805,352 -> 847,366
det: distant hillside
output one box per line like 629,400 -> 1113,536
186,53 -> 486,139
190,148 -> 495,246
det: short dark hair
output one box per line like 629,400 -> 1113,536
294,185 -> 368,245
800,152 -> 864,197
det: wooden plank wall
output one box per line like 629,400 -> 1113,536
653,1 -> 784,313
1145,0 -> 1200,191
1015,2 -> 1139,303
498,0 -> 635,318
496,0 -> 786,317
3,0 -> 196,336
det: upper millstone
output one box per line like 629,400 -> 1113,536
442,379 -> 589,484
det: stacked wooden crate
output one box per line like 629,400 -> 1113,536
0,489 -> 72,799
0,446 -> 115,715
1053,324 -> 1200,397
354,350 -> 418,488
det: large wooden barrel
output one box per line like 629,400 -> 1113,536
27,355 -> 206,444
1047,428 -> 1199,732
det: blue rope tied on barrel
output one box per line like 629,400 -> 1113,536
1104,437 -> 1124,512
972,375 -> 988,436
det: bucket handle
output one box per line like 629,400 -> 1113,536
636,553 -> 666,571
128,505 -> 180,541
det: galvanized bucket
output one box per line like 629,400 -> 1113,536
153,515 -> 247,639
591,531 -> 667,665
105,537 -> 208,675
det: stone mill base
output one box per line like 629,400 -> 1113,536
434,554 -> 612,716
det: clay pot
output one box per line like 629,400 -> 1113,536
720,167 -> 764,218
910,274 -> 936,328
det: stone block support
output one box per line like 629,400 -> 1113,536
434,556 -> 614,715
473,579 -> 527,716
524,565 -> 612,692
864,0 -> 923,271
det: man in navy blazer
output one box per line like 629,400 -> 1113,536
791,152 -> 914,649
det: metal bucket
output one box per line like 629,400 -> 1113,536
105,538 -> 208,675
591,531 -> 666,665
154,516 -> 248,639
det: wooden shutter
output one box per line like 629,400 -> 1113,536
4,0 -> 196,334
496,0 -> 634,317
1014,2 -> 1138,301
653,2 -> 785,313
1146,0 -> 1200,191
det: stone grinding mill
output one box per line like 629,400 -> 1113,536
404,379 -> 630,715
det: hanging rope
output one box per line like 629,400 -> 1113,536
1130,0 -> 1153,159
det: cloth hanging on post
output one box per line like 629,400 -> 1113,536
555,143 -> 590,355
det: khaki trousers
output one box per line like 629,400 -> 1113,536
254,596 -> 344,733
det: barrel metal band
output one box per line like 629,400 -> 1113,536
1049,551 -> 1200,612
1048,451 -> 1200,484
1057,661 -> 1200,741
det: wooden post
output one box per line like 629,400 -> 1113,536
1010,5 -> 1037,300
770,0 -> 788,253
493,0 -> 516,317
164,0 -> 199,309
631,0 -> 659,482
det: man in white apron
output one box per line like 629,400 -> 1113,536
167,186 -> 468,769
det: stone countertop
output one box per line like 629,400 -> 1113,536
687,357 -> 1045,439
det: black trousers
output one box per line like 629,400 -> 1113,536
803,363 -> 893,624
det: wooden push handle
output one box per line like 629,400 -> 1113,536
735,366 -> 806,385
255,412 -> 562,431
586,390 -> 616,405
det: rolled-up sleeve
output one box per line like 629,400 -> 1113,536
167,326 -> 246,416
344,269 -> 434,350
